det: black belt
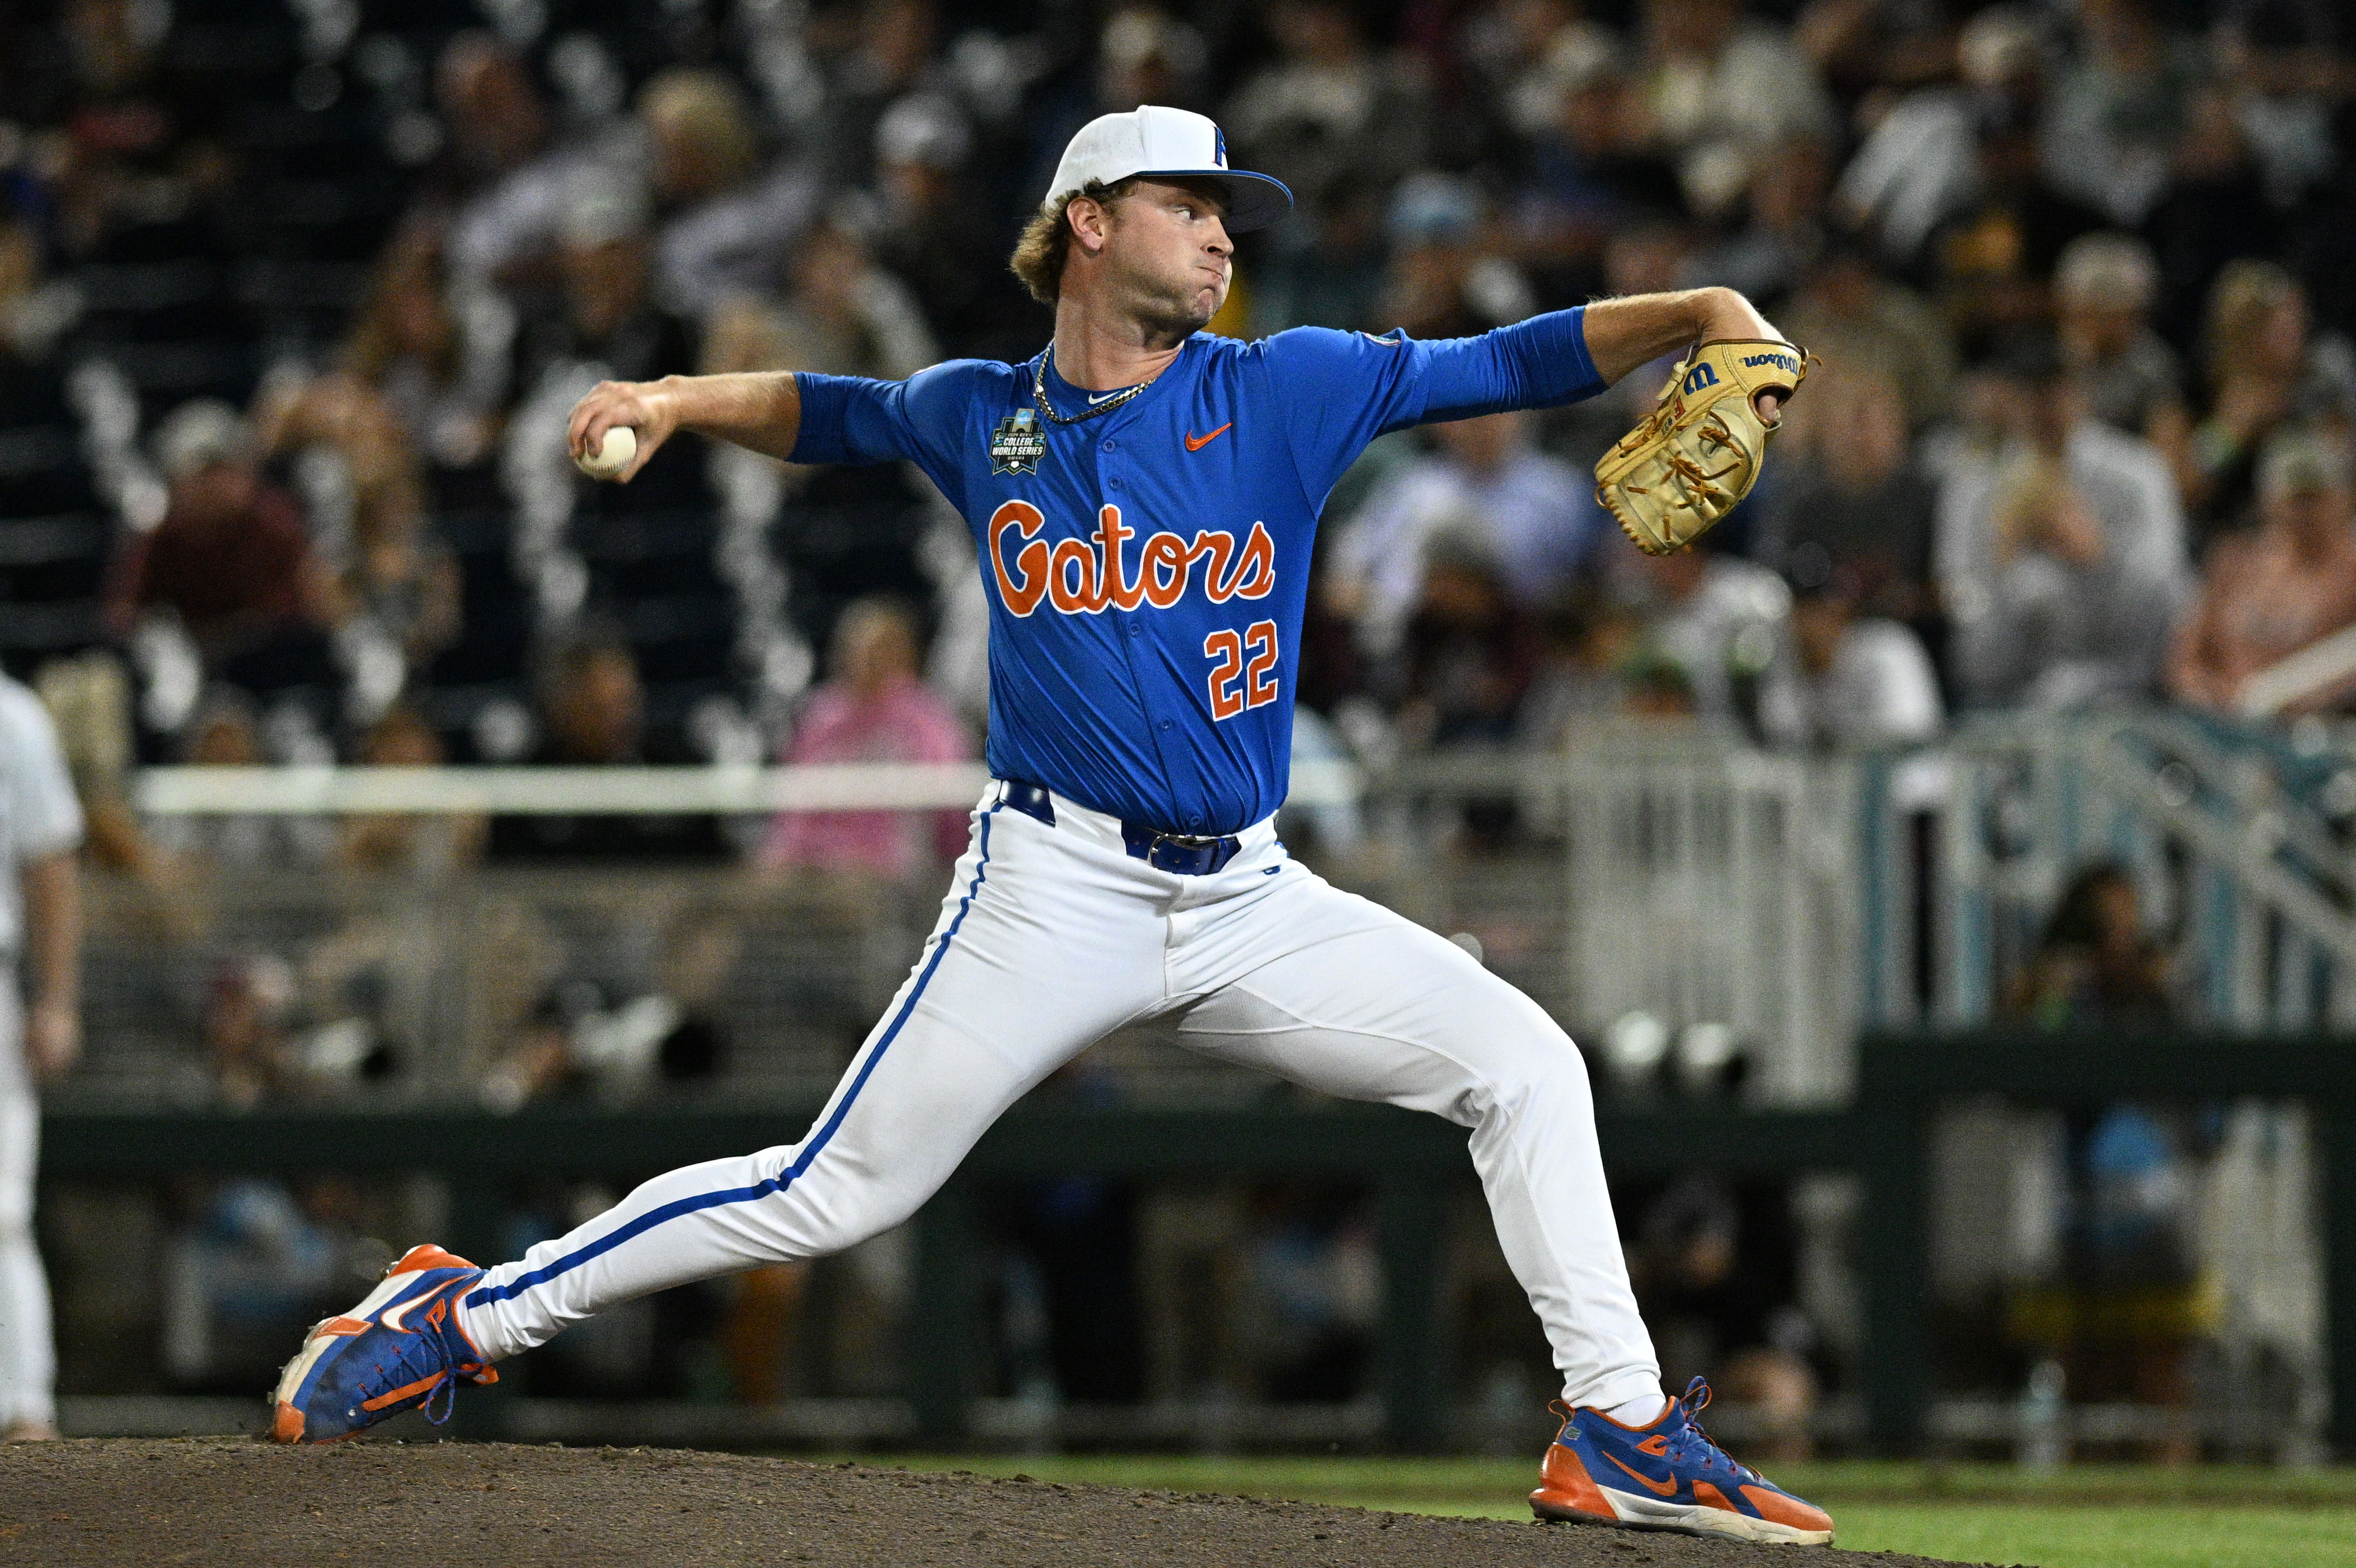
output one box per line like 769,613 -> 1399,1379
1000,780 -> 1243,876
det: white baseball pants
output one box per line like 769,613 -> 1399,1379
458,784 -> 1661,1409
0,982 -> 57,1434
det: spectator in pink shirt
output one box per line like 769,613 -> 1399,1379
2168,433 -> 2356,717
760,598 -> 972,882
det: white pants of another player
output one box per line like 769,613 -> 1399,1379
0,979 -> 57,1434
458,782 -> 1662,1409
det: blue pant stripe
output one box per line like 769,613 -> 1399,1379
463,804 -> 1005,1311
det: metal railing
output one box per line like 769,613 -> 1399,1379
1355,730 -> 1865,1103
1919,712 -> 2356,1030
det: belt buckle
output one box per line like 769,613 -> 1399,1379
1121,818 -> 1235,874
1147,829 -> 1231,876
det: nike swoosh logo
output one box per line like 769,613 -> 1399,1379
1087,389 -> 1127,405
379,1281 -> 448,1334
1185,423 -> 1233,452
1603,1453 -> 1680,1497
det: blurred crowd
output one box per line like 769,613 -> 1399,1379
1,0 -> 2354,848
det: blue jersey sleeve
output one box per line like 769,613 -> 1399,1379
1261,308 -> 1607,500
789,360 -> 998,504
1416,307 -> 1605,423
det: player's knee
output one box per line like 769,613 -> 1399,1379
753,1152 -> 937,1259
792,1193 -> 927,1260
1545,1031 -> 1597,1107
1481,1016 -> 1594,1121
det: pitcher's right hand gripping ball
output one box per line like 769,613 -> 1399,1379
567,379 -> 671,485
1595,339 -> 1811,556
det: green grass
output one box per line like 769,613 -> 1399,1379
830,1456 -> 2356,1567
1817,1504 -> 2356,1567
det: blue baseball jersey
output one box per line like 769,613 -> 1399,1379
792,312 -> 1606,834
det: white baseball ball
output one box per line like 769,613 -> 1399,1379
576,424 -> 637,481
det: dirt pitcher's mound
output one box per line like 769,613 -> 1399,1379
0,1438 -> 1987,1567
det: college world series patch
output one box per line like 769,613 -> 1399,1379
989,409 -> 1048,476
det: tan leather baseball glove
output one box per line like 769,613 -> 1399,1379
1595,339 -> 1812,556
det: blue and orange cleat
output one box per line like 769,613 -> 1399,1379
270,1244 -> 498,1444
1531,1376 -> 1833,1545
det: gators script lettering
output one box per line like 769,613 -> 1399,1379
989,501 -> 1277,618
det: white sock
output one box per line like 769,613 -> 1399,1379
1603,1392 -> 1669,1426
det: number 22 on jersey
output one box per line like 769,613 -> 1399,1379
1204,621 -> 1280,721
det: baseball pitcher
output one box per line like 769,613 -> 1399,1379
271,107 -> 1823,1544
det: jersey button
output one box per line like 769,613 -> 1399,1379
1107,476 -> 1123,489
1127,623 -> 1142,637
1100,439 -> 1116,453
1158,720 -> 1173,731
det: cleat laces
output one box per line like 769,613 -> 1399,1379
1667,1376 -> 1761,1485
422,1369 -> 461,1425
353,1288 -> 491,1425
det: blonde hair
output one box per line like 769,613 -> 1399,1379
1008,178 -> 1137,306
2203,259 -> 2302,386
639,68 -> 759,193
2054,232 -> 2157,311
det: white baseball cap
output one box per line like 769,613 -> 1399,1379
1042,105 -> 1292,233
